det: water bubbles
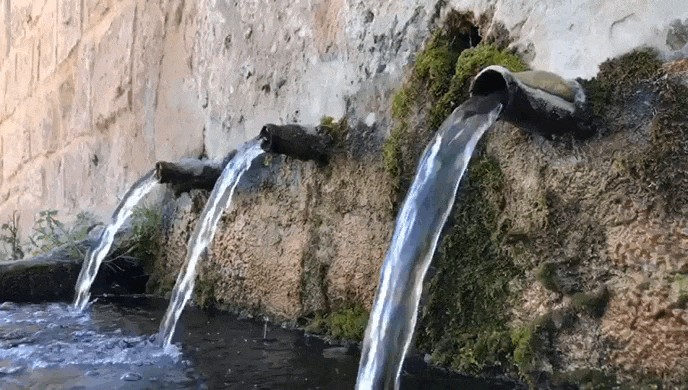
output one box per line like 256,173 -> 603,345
0,365 -> 24,375
121,372 -> 143,381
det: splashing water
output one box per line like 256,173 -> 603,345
158,140 -> 264,348
356,95 -> 504,389
73,171 -> 158,311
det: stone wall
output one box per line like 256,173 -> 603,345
2,0 -> 686,237
0,0 -> 205,237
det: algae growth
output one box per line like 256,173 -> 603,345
305,305 -> 369,341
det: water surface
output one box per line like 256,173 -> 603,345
0,296 -> 519,389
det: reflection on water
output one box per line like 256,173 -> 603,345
0,297 -> 519,389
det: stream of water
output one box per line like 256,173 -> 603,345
73,170 -> 159,311
356,95 -> 504,389
158,140 -> 264,348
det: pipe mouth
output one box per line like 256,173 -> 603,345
258,124 -> 275,153
471,65 -> 585,111
469,65 -> 593,138
470,66 -> 511,98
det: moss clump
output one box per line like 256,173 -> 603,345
305,305 -> 369,341
383,40 -> 527,207
511,326 -> 536,374
535,262 -> 565,294
570,286 -> 610,318
553,369 -> 619,390
579,49 -> 663,118
382,123 -> 406,193
417,154 -> 522,375
414,39 -> 462,98
429,45 -> 527,130
509,314 -> 560,384
194,275 -> 218,309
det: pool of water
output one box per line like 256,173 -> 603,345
0,296 -> 521,389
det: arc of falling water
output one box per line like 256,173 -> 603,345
356,96 -> 504,389
158,140 -> 264,348
73,169 -> 159,311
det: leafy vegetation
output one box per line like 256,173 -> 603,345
0,209 -> 96,260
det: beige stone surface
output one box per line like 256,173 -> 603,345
1,0 -> 685,240
154,155 -> 393,319
0,0 -> 204,237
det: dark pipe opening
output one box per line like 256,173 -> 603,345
471,69 -> 508,97
258,124 -> 331,164
258,125 -> 273,153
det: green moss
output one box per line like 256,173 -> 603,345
304,305 -> 369,341
511,326 -> 536,374
382,41 -> 527,208
570,286 -> 610,318
507,314 -> 560,383
194,276 -> 218,309
553,369 -> 619,390
417,154 -> 523,375
391,89 -> 412,120
429,45 -> 527,130
535,262 -> 564,294
128,205 -> 163,273
579,49 -> 663,118
414,39 -> 461,98
382,123 -> 406,191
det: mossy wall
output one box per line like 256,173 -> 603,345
147,9 -> 688,389
381,11 -> 688,389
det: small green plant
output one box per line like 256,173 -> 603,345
124,204 -> 163,271
28,210 -> 95,257
0,211 -> 23,260
319,115 -> 349,146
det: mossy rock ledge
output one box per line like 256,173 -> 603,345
389,15 -> 688,390
148,11 -> 688,390
0,253 -> 82,303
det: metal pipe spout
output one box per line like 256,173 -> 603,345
470,65 -> 594,138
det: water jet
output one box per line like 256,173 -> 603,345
358,66 -> 595,389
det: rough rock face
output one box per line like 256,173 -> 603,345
1,0 -> 686,232
152,150 -> 394,319
403,44 -> 688,386
0,0 -> 204,235
154,38 -> 687,390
